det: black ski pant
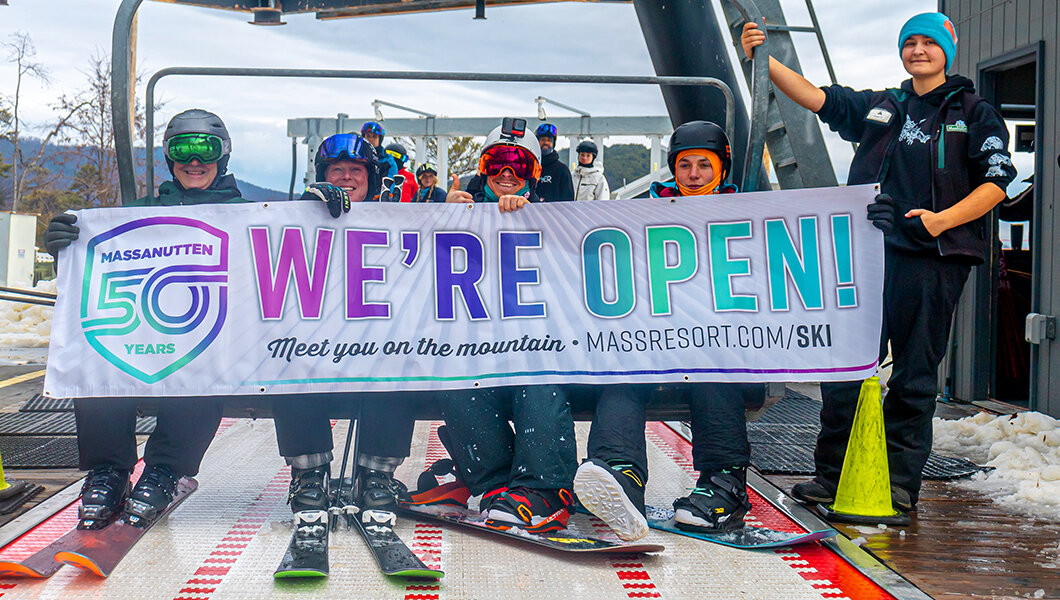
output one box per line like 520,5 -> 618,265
272,397 -> 416,462
586,383 -> 754,485
441,384 -> 576,495
816,251 -> 971,502
75,397 -> 222,478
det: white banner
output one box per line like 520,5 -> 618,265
44,184 -> 883,398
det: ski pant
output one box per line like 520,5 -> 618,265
75,397 -> 222,478
586,383 -> 754,485
272,396 -> 416,468
816,251 -> 971,503
441,384 -> 576,495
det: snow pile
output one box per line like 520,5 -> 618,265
933,411 -> 1060,520
0,279 -> 55,348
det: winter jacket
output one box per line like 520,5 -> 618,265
414,186 -> 448,203
397,167 -> 419,203
816,75 -> 1016,264
131,175 -> 248,207
573,163 -> 610,201
536,149 -> 574,202
375,147 -> 399,181
649,181 -> 738,198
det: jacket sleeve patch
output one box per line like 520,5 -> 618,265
980,136 -> 1004,151
865,107 -> 893,124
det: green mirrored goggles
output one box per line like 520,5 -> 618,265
164,133 -> 227,164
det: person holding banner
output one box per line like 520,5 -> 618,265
742,12 -> 1016,510
572,121 -> 757,541
440,120 -> 577,532
277,131 -> 418,514
43,109 -> 249,527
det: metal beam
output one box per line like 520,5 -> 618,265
112,0 -> 145,205
287,116 -> 674,138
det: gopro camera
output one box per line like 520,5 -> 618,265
501,117 -> 527,139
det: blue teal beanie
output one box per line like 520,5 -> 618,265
899,12 -> 958,71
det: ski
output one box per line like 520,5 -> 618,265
645,506 -> 836,549
344,506 -> 443,578
0,526 -> 102,578
274,509 -> 329,578
53,477 -> 198,577
399,502 -> 664,554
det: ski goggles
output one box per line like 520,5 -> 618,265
164,133 -> 228,164
385,148 -> 407,163
318,133 -> 375,163
361,121 -> 385,137
535,123 -> 557,139
478,145 -> 541,181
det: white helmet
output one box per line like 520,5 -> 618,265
479,124 -> 542,182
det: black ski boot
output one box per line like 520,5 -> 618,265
288,465 -> 330,513
125,465 -> 180,527
673,468 -> 751,533
355,466 -> 409,510
79,467 -> 131,530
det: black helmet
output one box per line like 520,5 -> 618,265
384,143 -> 409,166
575,139 -> 598,155
314,132 -> 382,201
416,163 -> 438,178
667,120 -> 731,181
163,109 -> 232,185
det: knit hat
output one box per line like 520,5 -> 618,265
899,12 -> 958,72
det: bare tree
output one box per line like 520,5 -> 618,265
394,135 -> 483,180
3,31 -> 50,211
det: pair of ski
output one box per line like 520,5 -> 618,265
0,478 -> 198,579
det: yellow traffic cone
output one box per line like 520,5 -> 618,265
819,376 -> 910,525
0,450 -> 28,502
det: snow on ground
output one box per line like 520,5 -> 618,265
934,411 -> 1060,521
0,279 -> 55,365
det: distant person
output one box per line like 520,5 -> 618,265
413,163 -> 447,202
534,123 -> 574,202
360,121 -> 398,181
742,12 -> 1016,511
572,139 -> 610,201
385,142 -> 419,202
44,109 -> 248,528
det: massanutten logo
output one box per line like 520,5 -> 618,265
80,217 -> 229,383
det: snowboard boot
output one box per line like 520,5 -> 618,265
790,478 -> 836,505
485,487 -> 574,534
78,467 -> 131,530
355,466 -> 410,511
673,468 -> 751,533
288,465 -> 330,513
574,458 -> 648,542
407,459 -> 472,508
476,485 -> 509,515
125,465 -> 180,527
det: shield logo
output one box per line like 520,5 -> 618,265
80,216 -> 229,384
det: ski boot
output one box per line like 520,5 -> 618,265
125,465 -> 179,528
354,466 -> 410,511
485,487 -> 573,534
407,459 -> 472,508
78,467 -> 131,530
574,458 -> 648,541
673,468 -> 751,533
288,465 -> 330,513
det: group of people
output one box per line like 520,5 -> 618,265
44,11 -> 1016,543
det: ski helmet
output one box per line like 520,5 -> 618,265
314,132 -> 382,201
535,123 -> 557,140
384,143 -> 409,167
479,124 -> 542,183
162,109 -> 232,185
575,139 -> 598,156
667,120 -> 731,181
361,121 -> 385,144
416,163 -> 438,178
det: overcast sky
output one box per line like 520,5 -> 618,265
5,0 -> 1031,194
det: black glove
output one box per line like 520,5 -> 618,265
44,213 -> 79,257
866,193 -> 896,234
301,183 -> 350,218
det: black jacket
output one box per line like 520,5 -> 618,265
414,186 -> 447,203
536,149 -> 574,202
817,75 -> 1016,263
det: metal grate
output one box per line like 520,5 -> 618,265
0,411 -> 156,435
0,436 -> 79,468
749,389 -> 985,480
19,394 -> 74,413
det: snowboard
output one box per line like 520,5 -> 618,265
274,509 -> 330,578
645,506 -> 836,549
399,502 -> 664,554
53,477 -> 198,577
346,506 -> 444,578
